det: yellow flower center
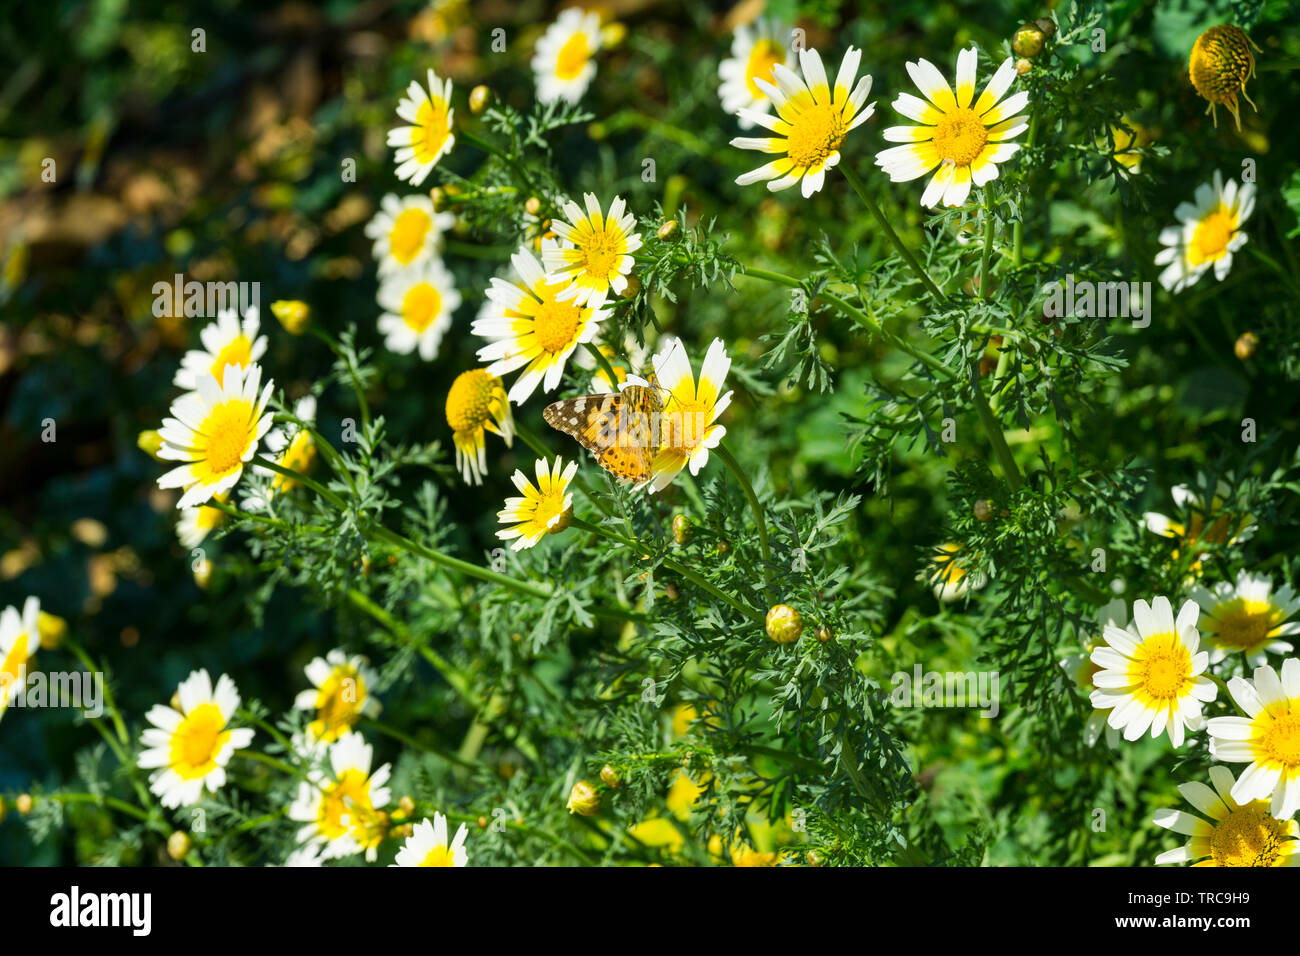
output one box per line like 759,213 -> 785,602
195,399 -> 257,480
419,844 -> 457,866
445,369 -> 500,433
1,632 -> 30,690
401,282 -> 442,333
208,335 -> 252,382
312,667 -> 365,742
744,39 -> 784,99
169,702 -> 230,780
660,400 -> 711,452
1189,206 -> 1236,266
1128,633 -> 1192,704
389,207 -> 432,264
785,101 -> 847,169
932,108 -> 989,167
577,228 -> 623,282
1208,598 -> 1276,650
411,96 -> 451,164
531,286 -> 585,353
555,32 -> 591,81
1189,25 -> 1255,105
1258,703 -> 1300,768
1209,800 -> 1287,866
318,768 -> 376,841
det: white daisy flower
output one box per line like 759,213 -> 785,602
542,193 -> 642,308
0,597 -> 39,722
156,362 -> 275,509
472,242 -> 609,404
173,307 -> 267,392
137,669 -> 255,809
388,69 -> 456,186
289,730 -> 392,861
717,18 -> 796,129
1207,657 -> 1300,819
176,494 -> 227,549
875,48 -> 1028,208
1088,596 -> 1217,748
293,648 -> 381,744
282,844 -> 325,867
496,456 -> 578,551
1153,765 -> 1299,866
364,193 -> 456,277
1192,570 -> 1299,667
391,812 -> 469,867
930,542 -> 988,603
531,7 -> 602,106
377,258 -> 461,360
1155,170 -> 1255,293
732,46 -> 875,198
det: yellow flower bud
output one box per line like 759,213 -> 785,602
1012,24 -> 1045,58
974,499 -> 994,522
567,780 -> 600,816
1235,331 -> 1259,360
600,765 -> 620,789
270,300 -> 311,335
37,611 -> 67,650
816,625 -> 833,644
430,186 -> 449,211
600,22 -> 627,49
469,85 -> 493,114
657,219 -> 679,241
16,794 -> 33,815
766,604 -> 803,644
167,831 -> 191,861
137,429 -> 166,462
620,274 -> 642,298
524,196 -> 541,216
672,514 -> 693,545
1015,58 -> 1032,76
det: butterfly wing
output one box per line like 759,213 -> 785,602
543,386 -> 663,485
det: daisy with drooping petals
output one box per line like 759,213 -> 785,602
732,46 -> 874,198
1154,171 -> 1254,293
0,597 -> 39,722
497,457 -> 578,551
445,369 -> 514,486
176,494 -> 227,548
289,730 -> 392,861
1189,25 -> 1260,131
875,48 -> 1028,208
388,69 -> 455,186
472,243 -> 609,404
392,812 -> 469,867
1061,598 -> 1129,748
930,542 -> 988,603
156,362 -> 275,509
294,649 -> 381,745
1207,657 -> 1300,819
137,669 -> 255,809
377,259 -> 461,360
542,194 -> 642,308
1089,596 -> 1217,747
532,7 -> 603,106
174,307 -> 267,392
365,193 -> 456,277
717,18 -> 796,128
1153,765 -> 1299,866
1192,571 -> 1299,666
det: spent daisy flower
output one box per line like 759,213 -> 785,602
289,730 -> 392,861
156,362 -> 275,508
542,193 -> 642,307
388,68 -> 455,186
1189,25 -> 1260,130
472,243 -> 609,404
445,369 -> 514,486
875,48 -> 1027,208
531,7 -> 602,105
1153,765 -> 1299,867
496,457 -> 577,551
1154,171 -> 1255,293
392,813 -> 469,867
377,259 -> 461,360
731,46 -> 874,198
294,649 -> 381,745
0,597 -> 39,722
930,542 -> 988,603
1089,596 -> 1216,747
1142,482 -> 1255,573
635,337 -> 732,494
364,193 -> 456,277
137,669 -> 254,809
717,17 -> 796,128
173,307 -> 267,392
1207,657 -> 1300,819
1192,571 -> 1299,666
176,494 -> 227,548
1060,598 -> 1129,748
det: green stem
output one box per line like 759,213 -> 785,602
49,792 -> 151,823
253,456 -> 347,510
840,163 -> 948,303
235,750 -> 299,777
360,717 -> 475,769
713,444 -> 771,583
969,367 -> 1022,490
63,639 -> 128,746
980,185 -> 996,299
